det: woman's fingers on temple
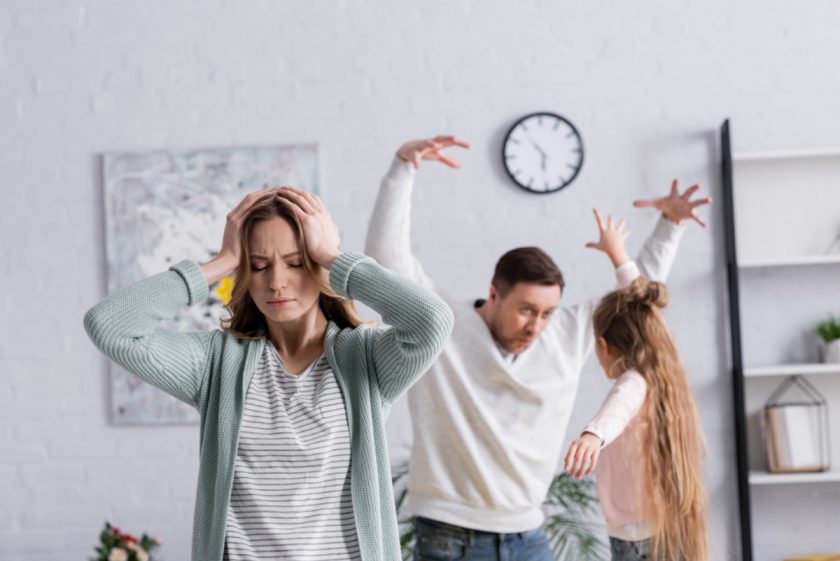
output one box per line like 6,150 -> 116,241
229,187 -> 277,219
278,188 -> 316,213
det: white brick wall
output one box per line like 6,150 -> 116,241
3,1 -> 840,559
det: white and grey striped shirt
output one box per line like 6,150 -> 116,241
224,341 -> 361,561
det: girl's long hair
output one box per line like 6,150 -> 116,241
221,193 -> 362,338
593,277 -> 707,561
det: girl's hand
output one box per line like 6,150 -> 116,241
564,432 -> 603,479
585,208 -> 631,268
276,187 -> 342,270
396,135 -> 470,169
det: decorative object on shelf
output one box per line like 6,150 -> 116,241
817,315 -> 840,363
91,522 -> 160,561
502,112 -> 584,194
392,461 -> 607,561
762,375 -> 831,473
102,144 -> 319,424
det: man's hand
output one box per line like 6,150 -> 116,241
633,179 -> 713,227
397,135 -> 470,169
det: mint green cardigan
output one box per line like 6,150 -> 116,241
83,252 -> 454,561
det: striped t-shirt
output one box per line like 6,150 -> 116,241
223,341 -> 362,561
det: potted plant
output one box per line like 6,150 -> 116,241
817,316 -> 840,363
392,461 -> 607,561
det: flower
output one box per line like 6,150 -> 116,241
214,275 -> 235,305
108,548 -> 128,561
95,522 -> 159,561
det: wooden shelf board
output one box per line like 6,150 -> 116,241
744,364 -> 840,378
749,470 -> 840,485
739,254 -> 840,268
733,148 -> 840,162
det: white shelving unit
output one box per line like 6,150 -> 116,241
721,120 -> 840,561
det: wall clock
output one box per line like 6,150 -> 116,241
502,112 -> 584,194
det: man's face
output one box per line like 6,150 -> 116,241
486,282 -> 562,354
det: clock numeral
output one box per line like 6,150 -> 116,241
508,137 -> 521,145
505,153 -> 516,160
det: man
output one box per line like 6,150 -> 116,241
365,136 -> 711,560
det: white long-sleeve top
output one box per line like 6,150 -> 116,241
366,157 -> 685,532
582,370 -> 653,540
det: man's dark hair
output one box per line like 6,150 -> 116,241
491,247 -> 565,297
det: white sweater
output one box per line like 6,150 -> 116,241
366,157 -> 685,532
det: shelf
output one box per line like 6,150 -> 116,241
733,147 -> 840,162
749,469 -> 840,485
739,254 -> 840,268
744,364 -> 840,378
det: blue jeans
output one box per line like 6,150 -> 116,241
414,516 -> 555,561
609,537 -> 652,561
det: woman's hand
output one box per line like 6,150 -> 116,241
396,135 -> 470,169
276,187 -> 342,270
585,208 -> 631,268
564,432 -> 603,479
201,187 -> 280,285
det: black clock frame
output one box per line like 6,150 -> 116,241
501,111 -> 584,195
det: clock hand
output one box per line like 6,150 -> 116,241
529,140 -> 548,171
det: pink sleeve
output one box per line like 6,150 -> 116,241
582,370 -> 647,446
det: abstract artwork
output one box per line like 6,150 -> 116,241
102,145 -> 319,424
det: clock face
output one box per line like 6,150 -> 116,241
502,112 -> 584,194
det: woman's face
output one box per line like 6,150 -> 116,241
247,216 -> 323,324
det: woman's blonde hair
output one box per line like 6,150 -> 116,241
221,193 -> 362,338
593,277 -> 707,561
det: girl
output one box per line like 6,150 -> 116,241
564,245 -> 707,561
84,187 -> 454,561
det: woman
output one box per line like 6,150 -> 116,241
84,187 -> 454,561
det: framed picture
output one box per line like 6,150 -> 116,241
101,144 -> 319,424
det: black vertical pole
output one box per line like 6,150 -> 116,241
720,119 -> 753,561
